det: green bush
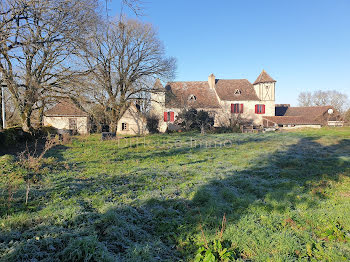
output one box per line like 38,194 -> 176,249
146,114 -> 160,134
0,127 -> 33,147
194,239 -> 238,262
176,108 -> 214,134
35,126 -> 58,137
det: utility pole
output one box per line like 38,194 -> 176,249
1,76 -> 5,129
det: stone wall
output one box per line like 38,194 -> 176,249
282,125 -> 322,129
153,100 -> 276,131
118,107 -> 148,135
218,100 -> 275,126
43,116 -> 89,134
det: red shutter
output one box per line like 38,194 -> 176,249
240,104 -> 243,113
164,112 -> 168,122
170,111 -> 175,122
262,105 -> 265,114
231,104 -> 234,113
255,104 -> 258,114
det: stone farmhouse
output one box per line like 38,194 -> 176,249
150,70 -> 344,132
44,99 -> 90,135
43,70 -> 343,134
151,70 -> 277,132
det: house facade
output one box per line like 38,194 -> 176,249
117,104 -> 148,135
44,100 -> 148,135
151,70 -> 277,132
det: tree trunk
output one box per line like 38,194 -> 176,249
38,106 -> 45,128
97,123 -> 102,133
110,119 -> 118,133
0,89 -> 3,130
110,109 -> 120,134
201,123 -> 205,135
21,109 -> 33,133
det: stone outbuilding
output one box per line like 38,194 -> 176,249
263,105 -> 344,129
117,104 -> 148,135
44,99 -> 89,134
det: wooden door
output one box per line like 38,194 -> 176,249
69,118 -> 77,130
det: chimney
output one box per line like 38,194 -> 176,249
208,73 -> 215,89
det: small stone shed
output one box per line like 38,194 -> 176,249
117,104 -> 148,135
44,99 -> 89,134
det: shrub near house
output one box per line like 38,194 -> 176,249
176,108 -> 214,134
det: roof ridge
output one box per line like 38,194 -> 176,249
253,70 -> 276,85
45,99 -> 88,117
290,105 -> 332,107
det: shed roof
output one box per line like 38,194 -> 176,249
284,106 -> 333,118
45,99 -> 89,117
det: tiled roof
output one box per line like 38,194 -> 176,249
253,70 -> 276,85
165,81 -> 221,109
263,116 -> 321,125
266,105 -> 342,125
45,99 -> 89,117
284,106 -> 332,118
215,79 -> 259,101
165,78 -> 260,108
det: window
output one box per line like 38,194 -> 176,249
122,123 -> 129,130
164,111 -> 175,122
231,103 -> 243,114
234,89 -> 241,95
255,104 -> 265,114
188,94 -> 197,101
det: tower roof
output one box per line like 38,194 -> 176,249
253,70 -> 276,85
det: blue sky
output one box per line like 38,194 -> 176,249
108,0 -> 350,105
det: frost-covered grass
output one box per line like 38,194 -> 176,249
1,127 -> 350,261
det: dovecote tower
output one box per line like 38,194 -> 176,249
253,70 -> 276,101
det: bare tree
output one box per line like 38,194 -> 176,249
297,91 -> 313,107
298,90 -> 349,113
327,90 -> 349,113
0,0 -> 98,132
344,108 -> 350,125
121,0 -> 144,16
80,18 -> 176,133
313,90 -> 329,106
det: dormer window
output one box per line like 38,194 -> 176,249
234,89 -> 241,95
188,94 -> 197,102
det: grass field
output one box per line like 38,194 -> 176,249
1,127 -> 350,261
